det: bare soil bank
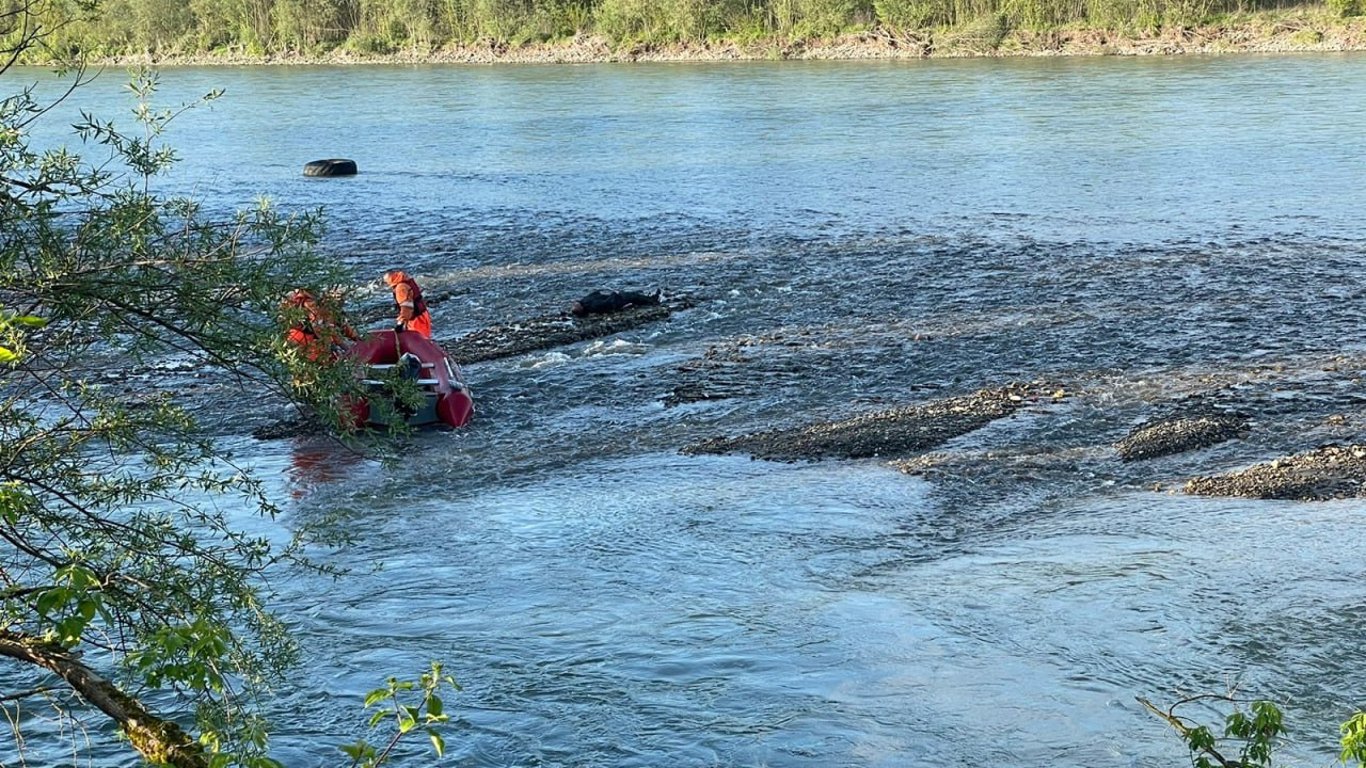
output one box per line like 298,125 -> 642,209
99,12 -> 1366,66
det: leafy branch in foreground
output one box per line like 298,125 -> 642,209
2,7 -> 361,766
341,662 -> 461,768
1140,694 -> 1366,768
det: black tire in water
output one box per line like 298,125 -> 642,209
303,158 -> 358,177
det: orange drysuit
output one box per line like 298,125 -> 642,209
383,271 -> 432,339
284,289 -> 357,362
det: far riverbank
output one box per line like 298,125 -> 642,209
89,9 -> 1366,66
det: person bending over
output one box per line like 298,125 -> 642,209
382,269 -> 432,338
283,288 -> 359,362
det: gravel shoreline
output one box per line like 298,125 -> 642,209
1115,409 -> 1250,462
1185,444 -> 1366,500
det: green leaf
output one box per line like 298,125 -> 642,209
35,588 -> 67,616
427,694 -> 443,717
1226,711 -> 1249,739
56,616 -> 86,646
0,346 -> 17,363
1186,725 -> 1215,752
428,730 -> 445,757
363,689 -> 389,708
13,315 -> 48,327
1341,711 -> 1366,765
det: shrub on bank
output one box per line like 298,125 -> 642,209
1327,0 -> 1362,17
7,0 -> 1366,61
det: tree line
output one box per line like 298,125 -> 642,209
14,0 -> 1356,61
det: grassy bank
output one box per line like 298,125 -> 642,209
9,0 -> 1366,64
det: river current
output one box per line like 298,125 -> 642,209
7,55 -> 1366,767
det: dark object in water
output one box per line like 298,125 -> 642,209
571,289 -> 661,316
304,158 -> 358,177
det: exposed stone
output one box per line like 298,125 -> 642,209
1115,411 -> 1248,461
442,304 -> 672,364
683,382 -> 1064,462
1184,443 -> 1366,500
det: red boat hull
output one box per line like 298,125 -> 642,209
346,330 -> 474,428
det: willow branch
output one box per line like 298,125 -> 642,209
0,629 -> 209,768
1137,696 -> 1240,768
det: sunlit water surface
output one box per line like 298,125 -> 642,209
6,55 -> 1366,767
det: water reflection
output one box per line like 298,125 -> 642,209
285,436 -> 366,500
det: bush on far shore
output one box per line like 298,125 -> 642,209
6,0 -> 1362,61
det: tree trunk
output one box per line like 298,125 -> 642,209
0,630 -> 210,768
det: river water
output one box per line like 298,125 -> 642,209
8,55 -> 1366,766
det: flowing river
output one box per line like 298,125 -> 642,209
8,54 -> 1366,766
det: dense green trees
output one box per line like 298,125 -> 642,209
0,4 -> 375,763
7,0 -> 1357,60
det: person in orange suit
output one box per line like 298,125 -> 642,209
283,288 -> 359,362
382,269 -> 432,339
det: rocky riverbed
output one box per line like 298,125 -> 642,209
69,269 -> 1365,506
682,382 -> 1066,462
1114,408 -> 1250,462
440,304 -> 674,364
1185,443 -> 1366,500
235,293 -> 1366,502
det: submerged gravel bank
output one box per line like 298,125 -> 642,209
683,382 -> 1066,462
442,304 -> 673,363
1185,444 -> 1366,500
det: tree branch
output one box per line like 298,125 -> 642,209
1137,696 -> 1241,768
0,629 -> 209,768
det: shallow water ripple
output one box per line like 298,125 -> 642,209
8,56 -> 1366,768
